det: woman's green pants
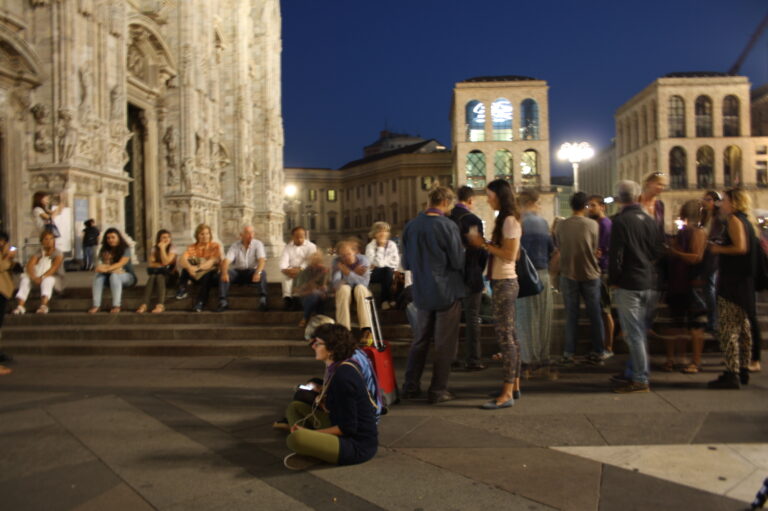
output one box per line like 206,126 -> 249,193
285,401 -> 340,464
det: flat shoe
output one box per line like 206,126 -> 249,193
481,398 -> 514,410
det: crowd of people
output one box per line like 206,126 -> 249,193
0,180 -> 766,464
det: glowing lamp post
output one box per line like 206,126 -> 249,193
284,184 -> 299,231
557,142 -> 594,192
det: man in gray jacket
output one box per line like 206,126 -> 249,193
402,186 -> 466,404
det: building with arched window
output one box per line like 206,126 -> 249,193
614,72 -> 768,231
451,75 -> 554,225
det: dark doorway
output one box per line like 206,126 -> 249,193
125,103 -> 147,260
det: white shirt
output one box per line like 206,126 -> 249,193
280,240 -> 317,270
225,239 -> 266,270
365,240 -> 400,269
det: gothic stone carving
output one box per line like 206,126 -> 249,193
57,109 -> 78,162
31,104 -> 52,154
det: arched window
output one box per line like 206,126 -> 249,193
668,96 -> 686,138
723,95 -> 740,137
521,149 -> 539,186
724,145 -> 742,187
695,96 -> 713,137
669,146 -> 687,188
491,98 -> 513,141
520,99 -> 539,140
465,100 -> 485,142
466,150 -> 486,189
696,146 -> 714,188
494,150 -> 513,180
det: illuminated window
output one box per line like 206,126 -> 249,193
491,98 -> 513,141
327,189 -> 337,202
465,150 -> 486,189
723,95 -> 740,137
494,150 -> 513,180
724,146 -> 742,187
695,96 -> 713,137
308,189 -> 317,201
521,149 -> 540,187
465,100 -> 485,142
520,99 -> 539,140
696,146 -> 714,188
668,96 -> 685,138
669,147 -> 687,188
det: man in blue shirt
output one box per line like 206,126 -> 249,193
331,240 -> 372,341
402,186 -> 465,404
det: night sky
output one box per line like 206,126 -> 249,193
280,0 -> 768,178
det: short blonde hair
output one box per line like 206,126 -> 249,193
335,239 -> 360,254
368,221 -> 390,239
428,186 -> 455,207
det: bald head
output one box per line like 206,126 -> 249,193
240,225 -> 254,245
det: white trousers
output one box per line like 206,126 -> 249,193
335,284 -> 372,330
282,277 -> 295,298
16,274 -> 57,301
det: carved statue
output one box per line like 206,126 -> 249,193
57,110 -> 78,161
78,65 -> 92,109
163,126 -> 177,169
109,85 -> 122,119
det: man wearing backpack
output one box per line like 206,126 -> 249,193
449,186 -> 488,371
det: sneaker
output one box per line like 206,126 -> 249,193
283,452 -> 319,471
585,353 -> 605,366
739,368 -> 750,386
175,289 -> 188,300
272,418 -> 290,431
192,302 -> 204,313
401,387 -> 422,399
609,373 -> 630,384
466,362 -> 487,372
427,391 -> 456,404
707,371 -> 740,389
559,355 -> 577,367
258,299 -> 268,312
602,350 -> 615,360
216,300 -> 229,313
613,381 -> 650,394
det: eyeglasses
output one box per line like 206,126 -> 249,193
309,337 -> 326,348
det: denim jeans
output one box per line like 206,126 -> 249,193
560,276 -> 605,356
614,288 -> 651,384
703,271 -> 718,332
218,269 -> 268,304
301,291 -> 325,320
92,272 -> 136,307
461,289 -> 482,364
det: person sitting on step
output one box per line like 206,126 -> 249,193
218,225 -> 269,312
280,226 -> 317,310
13,230 -> 64,315
294,251 -> 329,327
175,224 -> 222,313
88,228 -> 137,314
364,221 -> 400,311
331,240 -> 373,344
136,229 -> 177,314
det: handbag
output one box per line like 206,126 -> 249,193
516,246 -> 544,298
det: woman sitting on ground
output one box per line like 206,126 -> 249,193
88,228 -> 137,314
136,229 -> 177,314
13,230 -> 64,315
284,323 -> 378,468
294,251 -> 329,327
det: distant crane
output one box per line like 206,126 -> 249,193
729,11 -> 768,75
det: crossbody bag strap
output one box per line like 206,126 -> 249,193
340,361 -> 379,412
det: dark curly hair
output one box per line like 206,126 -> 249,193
311,323 -> 357,362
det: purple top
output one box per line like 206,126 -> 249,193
596,216 -> 612,272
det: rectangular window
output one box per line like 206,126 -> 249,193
758,161 -> 768,188
327,189 -> 337,202
308,189 -> 317,201
329,216 -> 337,230
309,215 -> 316,230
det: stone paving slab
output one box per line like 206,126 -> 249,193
692,411 -> 768,443
399,447 -> 601,511
388,415 -> 531,448
584,412 -> 708,445
70,483 -> 156,511
598,465 -> 745,511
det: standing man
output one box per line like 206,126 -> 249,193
449,186 -> 488,371
555,192 -> 606,365
280,226 -> 317,310
609,181 -> 664,393
219,225 -> 268,312
588,194 -> 615,358
402,186 -> 465,404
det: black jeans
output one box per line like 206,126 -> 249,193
179,269 -> 220,306
370,267 -> 394,303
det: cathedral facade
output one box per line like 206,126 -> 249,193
0,0 -> 284,259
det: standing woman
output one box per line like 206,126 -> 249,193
31,191 -> 63,236
700,190 -> 725,334
136,229 -> 177,314
468,179 -> 522,409
88,228 -> 137,314
708,188 -> 757,388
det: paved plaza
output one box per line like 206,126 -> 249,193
1,351 -> 767,511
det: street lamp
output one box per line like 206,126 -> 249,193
283,184 -> 300,232
557,142 -> 594,192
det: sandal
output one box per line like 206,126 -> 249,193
87,306 -> 100,314
11,305 -> 25,315
136,304 -> 148,314
681,363 -> 700,374
151,304 -> 165,314
298,318 -> 307,327
110,307 -> 121,314
36,304 -> 49,314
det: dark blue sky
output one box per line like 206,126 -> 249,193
280,0 -> 768,177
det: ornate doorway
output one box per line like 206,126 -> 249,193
124,103 -> 148,259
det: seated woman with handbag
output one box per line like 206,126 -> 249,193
13,230 -> 64,315
136,229 -> 177,314
88,228 -> 137,314
175,223 -> 222,312
284,323 -> 379,469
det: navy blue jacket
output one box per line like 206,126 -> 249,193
326,363 -> 378,465
449,205 -> 488,293
608,204 -> 664,290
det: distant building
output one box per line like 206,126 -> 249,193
579,142 -> 617,200
615,72 -> 768,230
450,75 -> 557,225
283,136 -> 451,249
